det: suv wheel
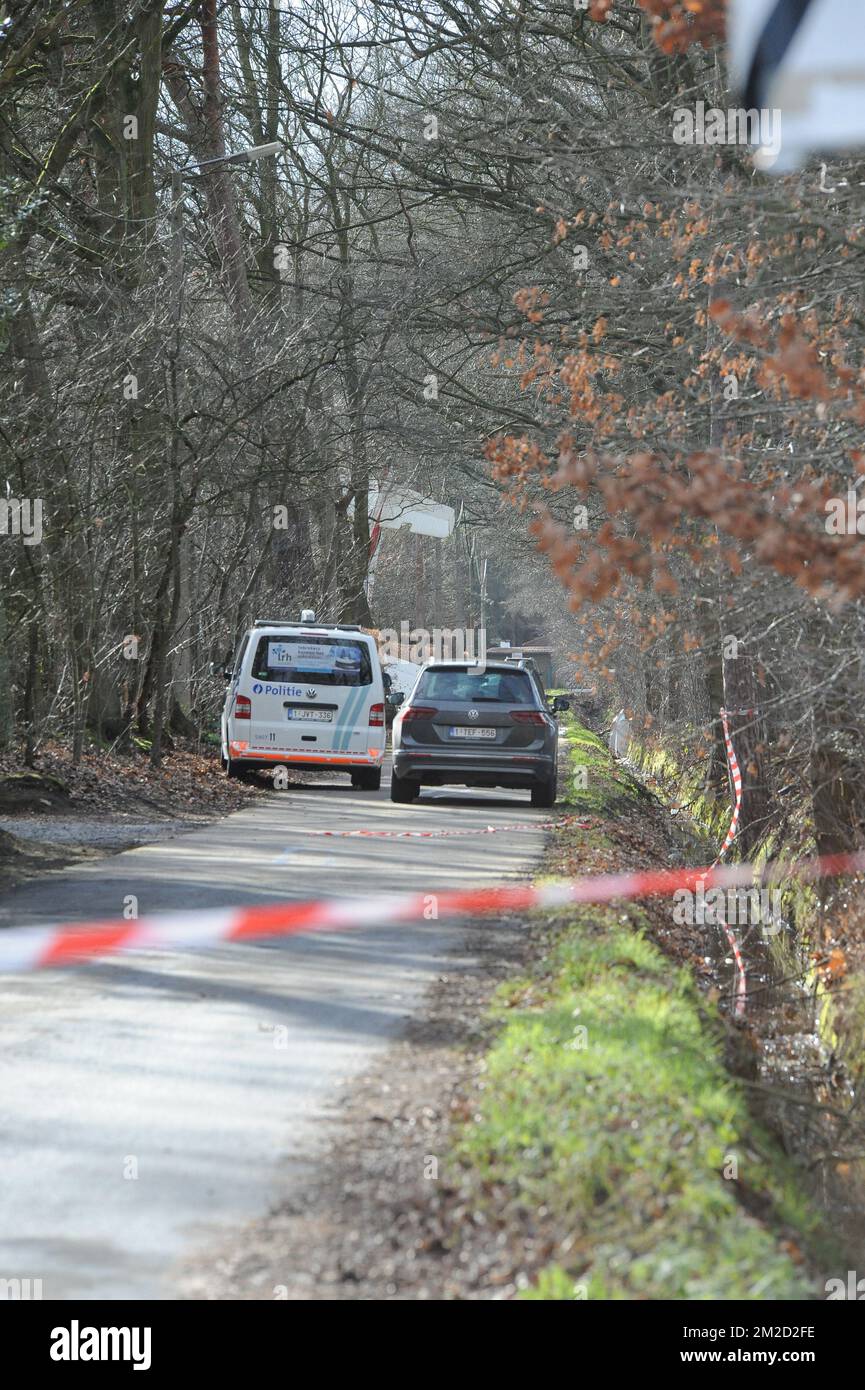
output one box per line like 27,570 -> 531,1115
352,768 -> 382,791
530,775 -> 557,809
390,770 -> 418,803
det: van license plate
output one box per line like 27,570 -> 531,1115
449,726 -> 496,739
288,709 -> 332,722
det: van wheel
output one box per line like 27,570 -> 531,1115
352,769 -> 381,791
390,770 -> 418,803
531,775 -> 557,809
225,757 -> 249,781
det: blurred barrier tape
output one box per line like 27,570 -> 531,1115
717,708 -> 743,863
2,848 -> 865,980
716,708 -> 746,1013
289,818 -> 590,840
725,920 -> 748,1019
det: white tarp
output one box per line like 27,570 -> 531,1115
368,487 -> 455,539
382,657 -> 421,697
609,710 -> 632,760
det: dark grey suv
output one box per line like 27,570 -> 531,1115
390,661 -> 569,807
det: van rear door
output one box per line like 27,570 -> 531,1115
238,631 -> 378,760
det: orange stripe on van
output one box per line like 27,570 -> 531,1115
229,745 -> 381,766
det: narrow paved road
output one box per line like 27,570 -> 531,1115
0,763 -> 549,1299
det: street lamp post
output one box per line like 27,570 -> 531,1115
169,142 -> 284,329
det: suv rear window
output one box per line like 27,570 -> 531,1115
251,635 -> 372,686
416,668 -> 535,703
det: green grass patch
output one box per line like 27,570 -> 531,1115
631,736 -> 729,844
557,714 -> 651,817
459,910 -> 821,1299
452,717 -> 833,1299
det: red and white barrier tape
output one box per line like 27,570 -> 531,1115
712,708 -> 756,1014
723,917 -> 748,1018
290,818 -> 590,840
716,708 -> 743,862
2,849 -> 865,991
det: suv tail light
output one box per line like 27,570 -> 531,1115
399,705 -> 437,722
369,702 -> 385,727
234,694 -> 252,720
510,709 -> 547,725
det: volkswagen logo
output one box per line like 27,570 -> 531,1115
305,688 -> 317,699
468,709 -> 479,720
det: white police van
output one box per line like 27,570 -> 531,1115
218,611 -> 386,789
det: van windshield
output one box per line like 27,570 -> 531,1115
252,635 -> 372,686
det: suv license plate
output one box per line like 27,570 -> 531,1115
449,726 -> 496,739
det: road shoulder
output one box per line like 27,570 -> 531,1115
184,720 -> 840,1300
180,912 -> 529,1299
